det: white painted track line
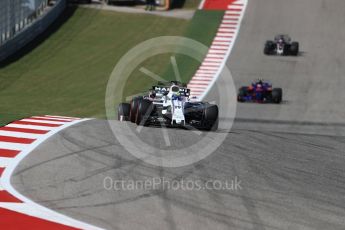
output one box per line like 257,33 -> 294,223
189,81 -> 211,84
228,5 -> 244,9
192,77 -> 214,81
20,119 -> 67,125
206,54 -> 226,58
6,124 -> 53,131
44,115 -> 80,120
32,116 -> 75,122
210,45 -> 229,49
198,70 -> 217,74
199,66 -> 220,70
213,37 -> 232,41
219,24 -> 238,28
204,57 -> 223,61
212,41 -> 232,45
0,157 -> 13,168
194,74 -> 215,78
201,63 -> 221,67
0,142 -> 30,151
218,28 -> 235,32
0,131 -> 41,139
208,49 -> 227,54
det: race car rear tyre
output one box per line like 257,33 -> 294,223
264,41 -> 274,55
203,104 -> 219,131
237,87 -> 248,102
118,103 -> 130,121
135,99 -> 152,126
272,88 -> 283,104
129,98 -> 142,123
290,42 -> 299,56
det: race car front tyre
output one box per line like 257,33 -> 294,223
237,87 -> 248,102
135,99 -> 152,126
203,104 -> 219,131
118,103 -> 130,121
272,88 -> 283,104
264,41 -> 274,55
290,42 -> 299,56
129,98 -> 142,123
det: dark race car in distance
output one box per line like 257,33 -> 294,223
264,34 -> 299,56
237,79 -> 283,104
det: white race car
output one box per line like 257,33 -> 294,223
118,81 -> 219,131
264,34 -> 299,56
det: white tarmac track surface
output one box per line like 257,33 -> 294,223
10,0 -> 345,230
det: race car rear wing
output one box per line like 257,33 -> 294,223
152,86 -> 191,97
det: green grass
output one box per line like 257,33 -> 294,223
0,7 -> 223,125
123,10 -> 224,99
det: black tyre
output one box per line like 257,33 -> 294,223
264,41 -> 274,55
135,99 -> 152,126
129,98 -> 142,123
203,104 -> 219,131
237,87 -> 248,102
290,42 -> 299,56
283,44 -> 290,55
118,103 -> 130,121
272,88 -> 283,104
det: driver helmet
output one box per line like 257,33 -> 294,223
171,93 -> 181,100
256,78 -> 264,85
149,90 -> 156,99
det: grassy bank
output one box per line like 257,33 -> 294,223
0,7 -> 223,125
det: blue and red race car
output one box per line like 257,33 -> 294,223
237,79 -> 283,104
